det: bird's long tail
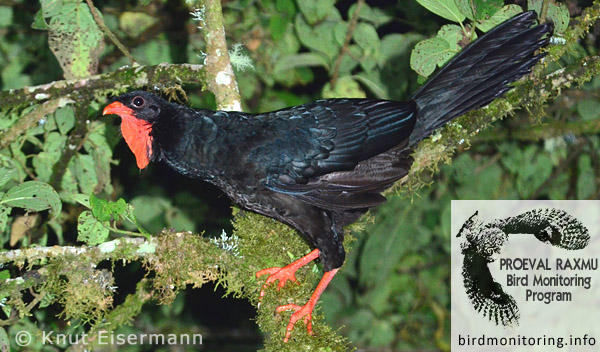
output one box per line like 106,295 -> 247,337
409,11 -> 553,146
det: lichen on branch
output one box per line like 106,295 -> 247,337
197,0 -> 242,111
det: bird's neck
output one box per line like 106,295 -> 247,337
150,105 -> 225,180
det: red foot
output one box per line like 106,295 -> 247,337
275,269 -> 338,342
256,250 -> 338,343
256,249 -> 320,301
276,302 -> 315,342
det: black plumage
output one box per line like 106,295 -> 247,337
104,11 -> 553,341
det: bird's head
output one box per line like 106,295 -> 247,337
103,91 -> 167,169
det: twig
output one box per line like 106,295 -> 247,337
0,237 -> 146,265
330,0 -> 365,88
200,0 -> 242,111
85,0 -> 137,65
539,0 -> 550,23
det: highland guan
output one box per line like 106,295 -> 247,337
103,11 -> 553,342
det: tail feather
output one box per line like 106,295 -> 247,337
409,11 -> 553,146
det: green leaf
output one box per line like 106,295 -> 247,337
501,145 -> 553,197
359,197 -> 432,290
577,155 -> 594,199
333,22 -> 347,46
73,154 -> 98,195
436,24 -> 463,65
60,162 -> 79,195
32,153 -> 56,183
77,210 -> 110,245
118,11 -> 158,38
371,320 -> 395,347
337,45 -> 362,75
90,194 -> 127,222
269,15 -> 289,40
85,122 -> 115,195
61,193 -> 90,207
0,156 -> 19,189
415,0 -> 466,23
455,0 -> 503,21
132,39 -> 172,65
475,4 -> 523,32
353,74 -> 387,99
295,14 -> 340,63
0,6 -> 13,29
347,3 -> 393,28
44,2 -> 105,79
273,53 -> 329,73
32,9 -> 49,30
54,106 -> 75,135
33,132 -> 66,182
129,195 -> 189,234
528,0 -> 569,33
450,154 -> 502,199
296,0 -> 335,25
322,76 -> 366,99
0,181 -> 61,217
40,0 -> 62,18
276,0 -> 296,15
410,37 -> 451,77
0,270 -> 9,280
353,22 -> 380,53
0,327 -> 9,351
0,205 -> 10,233
577,99 -> 600,121
378,32 -> 424,67
44,132 -> 68,152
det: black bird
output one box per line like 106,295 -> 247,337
103,11 -> 553,342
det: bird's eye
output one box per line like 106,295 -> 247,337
132,96 -> 145,107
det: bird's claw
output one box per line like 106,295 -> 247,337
276,303 -> 314,343
256,265 -> 300,302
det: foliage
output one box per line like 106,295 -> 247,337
0,0 -> 599,351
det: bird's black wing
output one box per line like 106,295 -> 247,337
244,98 -> 417,210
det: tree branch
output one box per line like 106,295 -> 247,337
0,63 -> 205,111
330,0 -> 365,88
199,0 -> 242,111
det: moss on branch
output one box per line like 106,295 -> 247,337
0,63 -> 205,111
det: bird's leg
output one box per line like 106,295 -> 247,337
276,268 -> 338,342
256,248 -> 320,301
256,248 -> 339,342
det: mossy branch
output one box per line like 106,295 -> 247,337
0,63 -> 205,111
